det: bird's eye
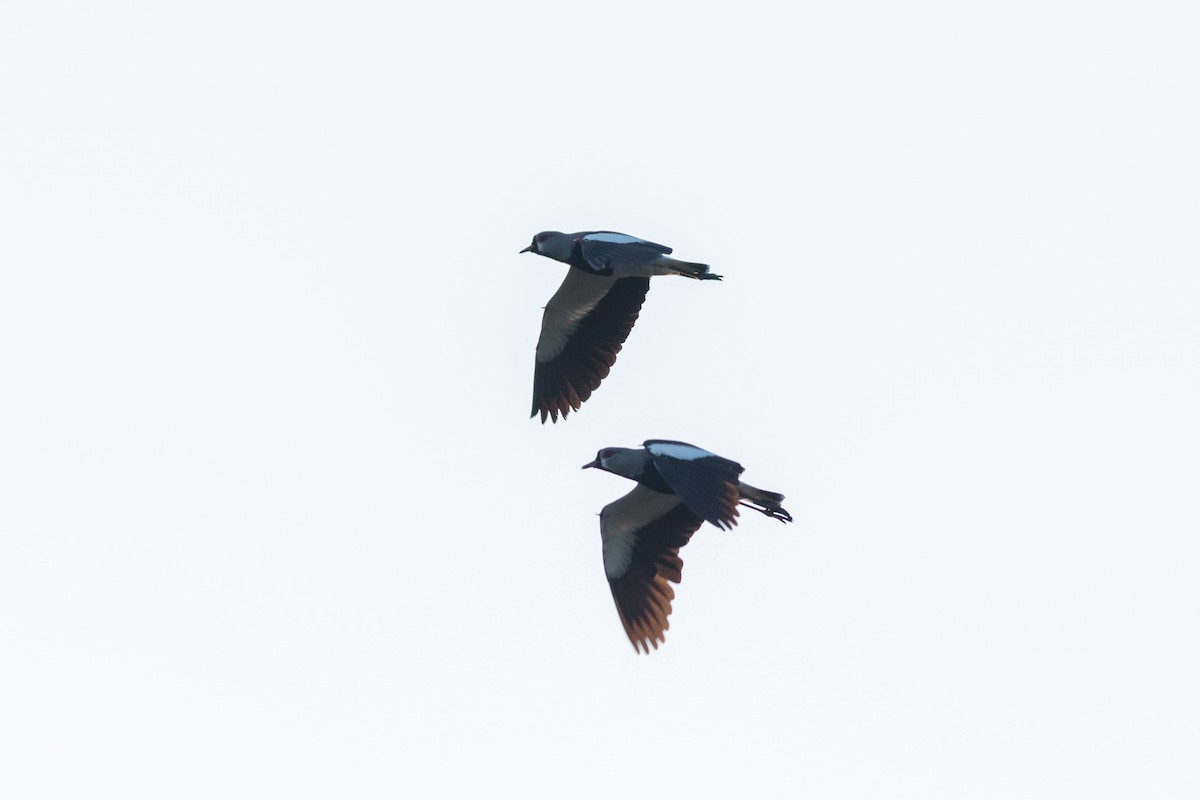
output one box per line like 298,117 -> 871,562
601,449 -> 614,458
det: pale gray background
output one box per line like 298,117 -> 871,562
2,1 -> 1197,797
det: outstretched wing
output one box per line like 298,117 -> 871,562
579,232 -> 672,274
645,440 -> 744,530
600,485 -> 704,654
532,271 -> 650,423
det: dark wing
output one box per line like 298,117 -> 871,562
532,271 -> 651,423
600,485 -> 704,654
644,440 -> 745,530
579,232 -> 672,274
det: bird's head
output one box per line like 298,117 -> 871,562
520,231 -> 569,260
582,447 -> 632,474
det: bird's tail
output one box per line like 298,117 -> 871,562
738,482 -> 793,523
659,257 -> 723,281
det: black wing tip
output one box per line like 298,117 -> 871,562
531,388 -> 588,422
531,405 -> 570,424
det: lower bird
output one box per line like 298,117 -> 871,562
582,439 -> 792,653
520,230 -> 721,423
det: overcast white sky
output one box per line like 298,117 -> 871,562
1,1 -> 1198,797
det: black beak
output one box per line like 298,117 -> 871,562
581,459 -> 598,469
519,244 -> 535,254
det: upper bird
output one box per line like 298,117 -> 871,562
583,439 -> 792,653
520,230 -> 721,423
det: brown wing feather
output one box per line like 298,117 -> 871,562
602,497 -> 704,654
532,275 -> 650,423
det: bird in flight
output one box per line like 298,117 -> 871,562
520,230 -> 721,423
582,439 -> 792,652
